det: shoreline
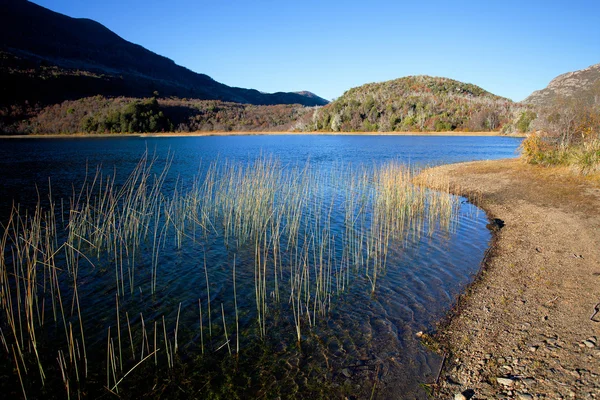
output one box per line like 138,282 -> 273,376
421,159 -> 600,398
0,131 -> 527,139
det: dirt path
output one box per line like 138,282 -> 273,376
422,159 -> 600,399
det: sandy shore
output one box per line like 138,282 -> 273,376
1,131 -> 526,138
421,159 -> 600,399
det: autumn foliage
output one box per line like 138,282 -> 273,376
0,96 -> 314,134
302,76 -> 524,132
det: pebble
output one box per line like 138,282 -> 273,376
528,346 -> 538,352
518,394 -> 534,400
341,368 -> 351,378
454,394 -> 467,400
522,378 -> 535,385
496,377 -> 515,386
583,340 -> 596,348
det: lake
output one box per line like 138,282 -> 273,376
0,135 -> 521,399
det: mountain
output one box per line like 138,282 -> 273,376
303,75 -> 518,132
0,0 -> 328,107
523,63 -> 600,107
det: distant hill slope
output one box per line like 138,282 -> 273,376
304,75 -> 520,132
524,63 -> 600,107
0,0 -> 328,107
3,96 -> 312,134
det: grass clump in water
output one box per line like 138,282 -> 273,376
0,153 -> 459,398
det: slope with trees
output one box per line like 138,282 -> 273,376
2,95 -> 314,134
520,63 -> 600,175
300,76 -> 526,133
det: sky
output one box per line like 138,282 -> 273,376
31,0 -> 600,102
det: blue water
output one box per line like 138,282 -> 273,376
0,135 -> 520,208
0,135 -> 522,399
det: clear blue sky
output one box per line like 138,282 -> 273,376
32,0 -> 600,102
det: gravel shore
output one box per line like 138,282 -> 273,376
422,159 -> 600,399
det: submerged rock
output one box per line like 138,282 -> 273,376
486,218 -> 505,231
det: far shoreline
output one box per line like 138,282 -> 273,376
0,131 -> 528,139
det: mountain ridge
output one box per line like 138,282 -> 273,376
524,63 -> 600,107
0,0 -> 328,107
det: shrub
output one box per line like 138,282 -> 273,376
521,134 -> 600,175
434,120 -> 452,131
82,98 -> 173,133
516,110 -> 536,133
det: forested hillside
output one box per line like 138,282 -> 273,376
1,96 -> 314,134
298,76 -> 529,132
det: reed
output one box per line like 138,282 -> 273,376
0,153 -> 458,398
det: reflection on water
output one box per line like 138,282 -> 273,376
0,135 -> 520,398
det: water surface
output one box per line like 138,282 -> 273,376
0,135 -> 522,398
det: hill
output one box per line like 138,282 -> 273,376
301,75 -> 522,132
0,0 -> 328,108
521,63 -> 600,149
5,96 -> 315,134
524,63 -> 600,107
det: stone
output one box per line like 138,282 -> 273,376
583,340 -> 595,348
518,394 -> 534,400
341,368 -> 351,378
454,394 -> 467,400
496,377 -> 515,386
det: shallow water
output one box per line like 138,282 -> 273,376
0,135 -> 522,398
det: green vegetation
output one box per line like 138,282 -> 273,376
516,110 -> 537,133
82,98 -> 172,133
299,76 -> 526,132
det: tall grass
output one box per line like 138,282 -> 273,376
0,153 -> 458,398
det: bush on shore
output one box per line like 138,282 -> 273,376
521,83 -> 600,175
521,134 -> 600,174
